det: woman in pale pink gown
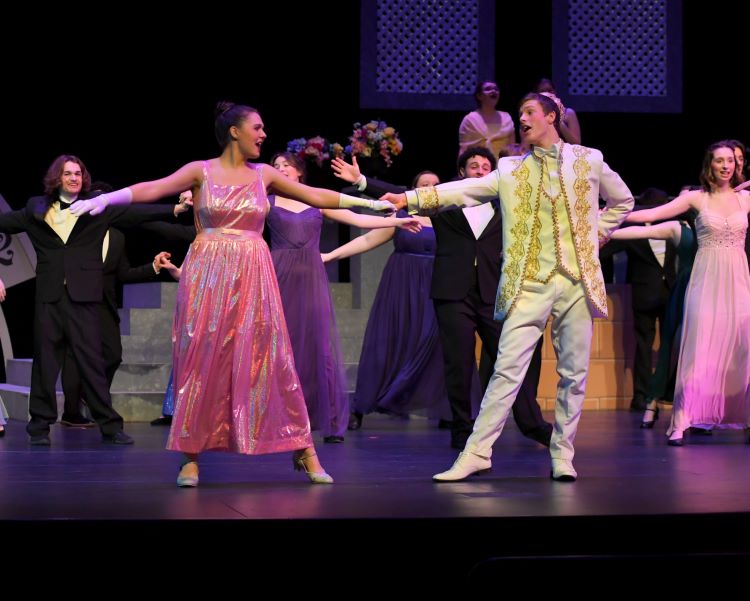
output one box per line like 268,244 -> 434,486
625,141 -> 750,445
71,102 -> 395,486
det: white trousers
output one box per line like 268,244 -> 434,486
465,273 -> 593,462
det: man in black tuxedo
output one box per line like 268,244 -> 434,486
0,155 -> 182,445
60,227 -> 172,426
346,147 -> 550,449
600,188 -> 677,410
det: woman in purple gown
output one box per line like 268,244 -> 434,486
324,168 -> 478,428
268,152 -> 421,443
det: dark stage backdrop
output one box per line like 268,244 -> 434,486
1,2 -> 748,359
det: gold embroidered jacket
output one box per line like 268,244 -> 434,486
405,144 -> 633,320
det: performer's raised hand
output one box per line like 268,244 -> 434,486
332,156 -> 361,184
380,192 -> 407,211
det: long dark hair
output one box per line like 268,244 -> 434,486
699,141 -> 742,192
723,139 -> 746,183
214,101 -> 258,148
43,155 -> 91,196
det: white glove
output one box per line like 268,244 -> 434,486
338,193 -> 395,213
70,187 -> 133,216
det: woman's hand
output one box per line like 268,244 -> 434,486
174,190 -> 193,216
394,217 -> 422,233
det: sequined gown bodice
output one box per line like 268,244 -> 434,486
695,207 -> 747,250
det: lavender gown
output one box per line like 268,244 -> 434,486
266,197 -> 348,438
353,215 -> 457,419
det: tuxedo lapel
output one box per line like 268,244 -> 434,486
441,208 -> 474,238
31,196 -> 52,222
67,212 -> 88,241
31,196 -> 67,244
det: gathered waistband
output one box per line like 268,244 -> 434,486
196,228 -> 262,240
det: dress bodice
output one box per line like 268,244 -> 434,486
266,196 -> 323,250
393,211 -> 436,256
696,205 -> 747,250
194,162 -> 268,233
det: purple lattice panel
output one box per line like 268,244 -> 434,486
552,0 -> 682,112
360,0 -> 496,110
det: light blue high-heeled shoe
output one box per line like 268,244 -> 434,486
293,451 -> 333,484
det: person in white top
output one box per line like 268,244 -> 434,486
458,81 -> 516,158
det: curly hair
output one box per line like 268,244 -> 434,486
43,155 -> 91,196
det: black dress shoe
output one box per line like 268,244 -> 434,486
61,415 -> 96,428
150,415 -> 173,426
550,471 -> 577,482
0,426 -> 5,438
347,412 -> 363,431
323,435 -> 345,443
667,437 -> 684,447
29,433 -> 51,446
102,431 -> 134,445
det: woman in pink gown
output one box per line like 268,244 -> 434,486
625,141 -> 750,445
71,102 -> 395,486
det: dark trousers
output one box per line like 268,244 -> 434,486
26,290 -> 123,437
632,304 -> 666,404
62,305 -> 122,417
433,277 -> 550,445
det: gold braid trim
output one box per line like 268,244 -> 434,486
416,186 -> 439,215
524,184 -> 543,279
497,160 -> 534,316
567,146 -> 607,315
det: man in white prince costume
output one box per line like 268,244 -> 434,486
384,93 -> 633,481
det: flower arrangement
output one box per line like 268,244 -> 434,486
346,120 -> 403,167
285,136 -> 344,167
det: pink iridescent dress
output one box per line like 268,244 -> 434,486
166,162 -> 312,455
668,193 -> 750,436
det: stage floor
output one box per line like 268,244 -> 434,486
1,411 -> 749,520
2,411 -> 749,589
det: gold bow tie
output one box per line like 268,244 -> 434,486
533,145 -> 558,159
